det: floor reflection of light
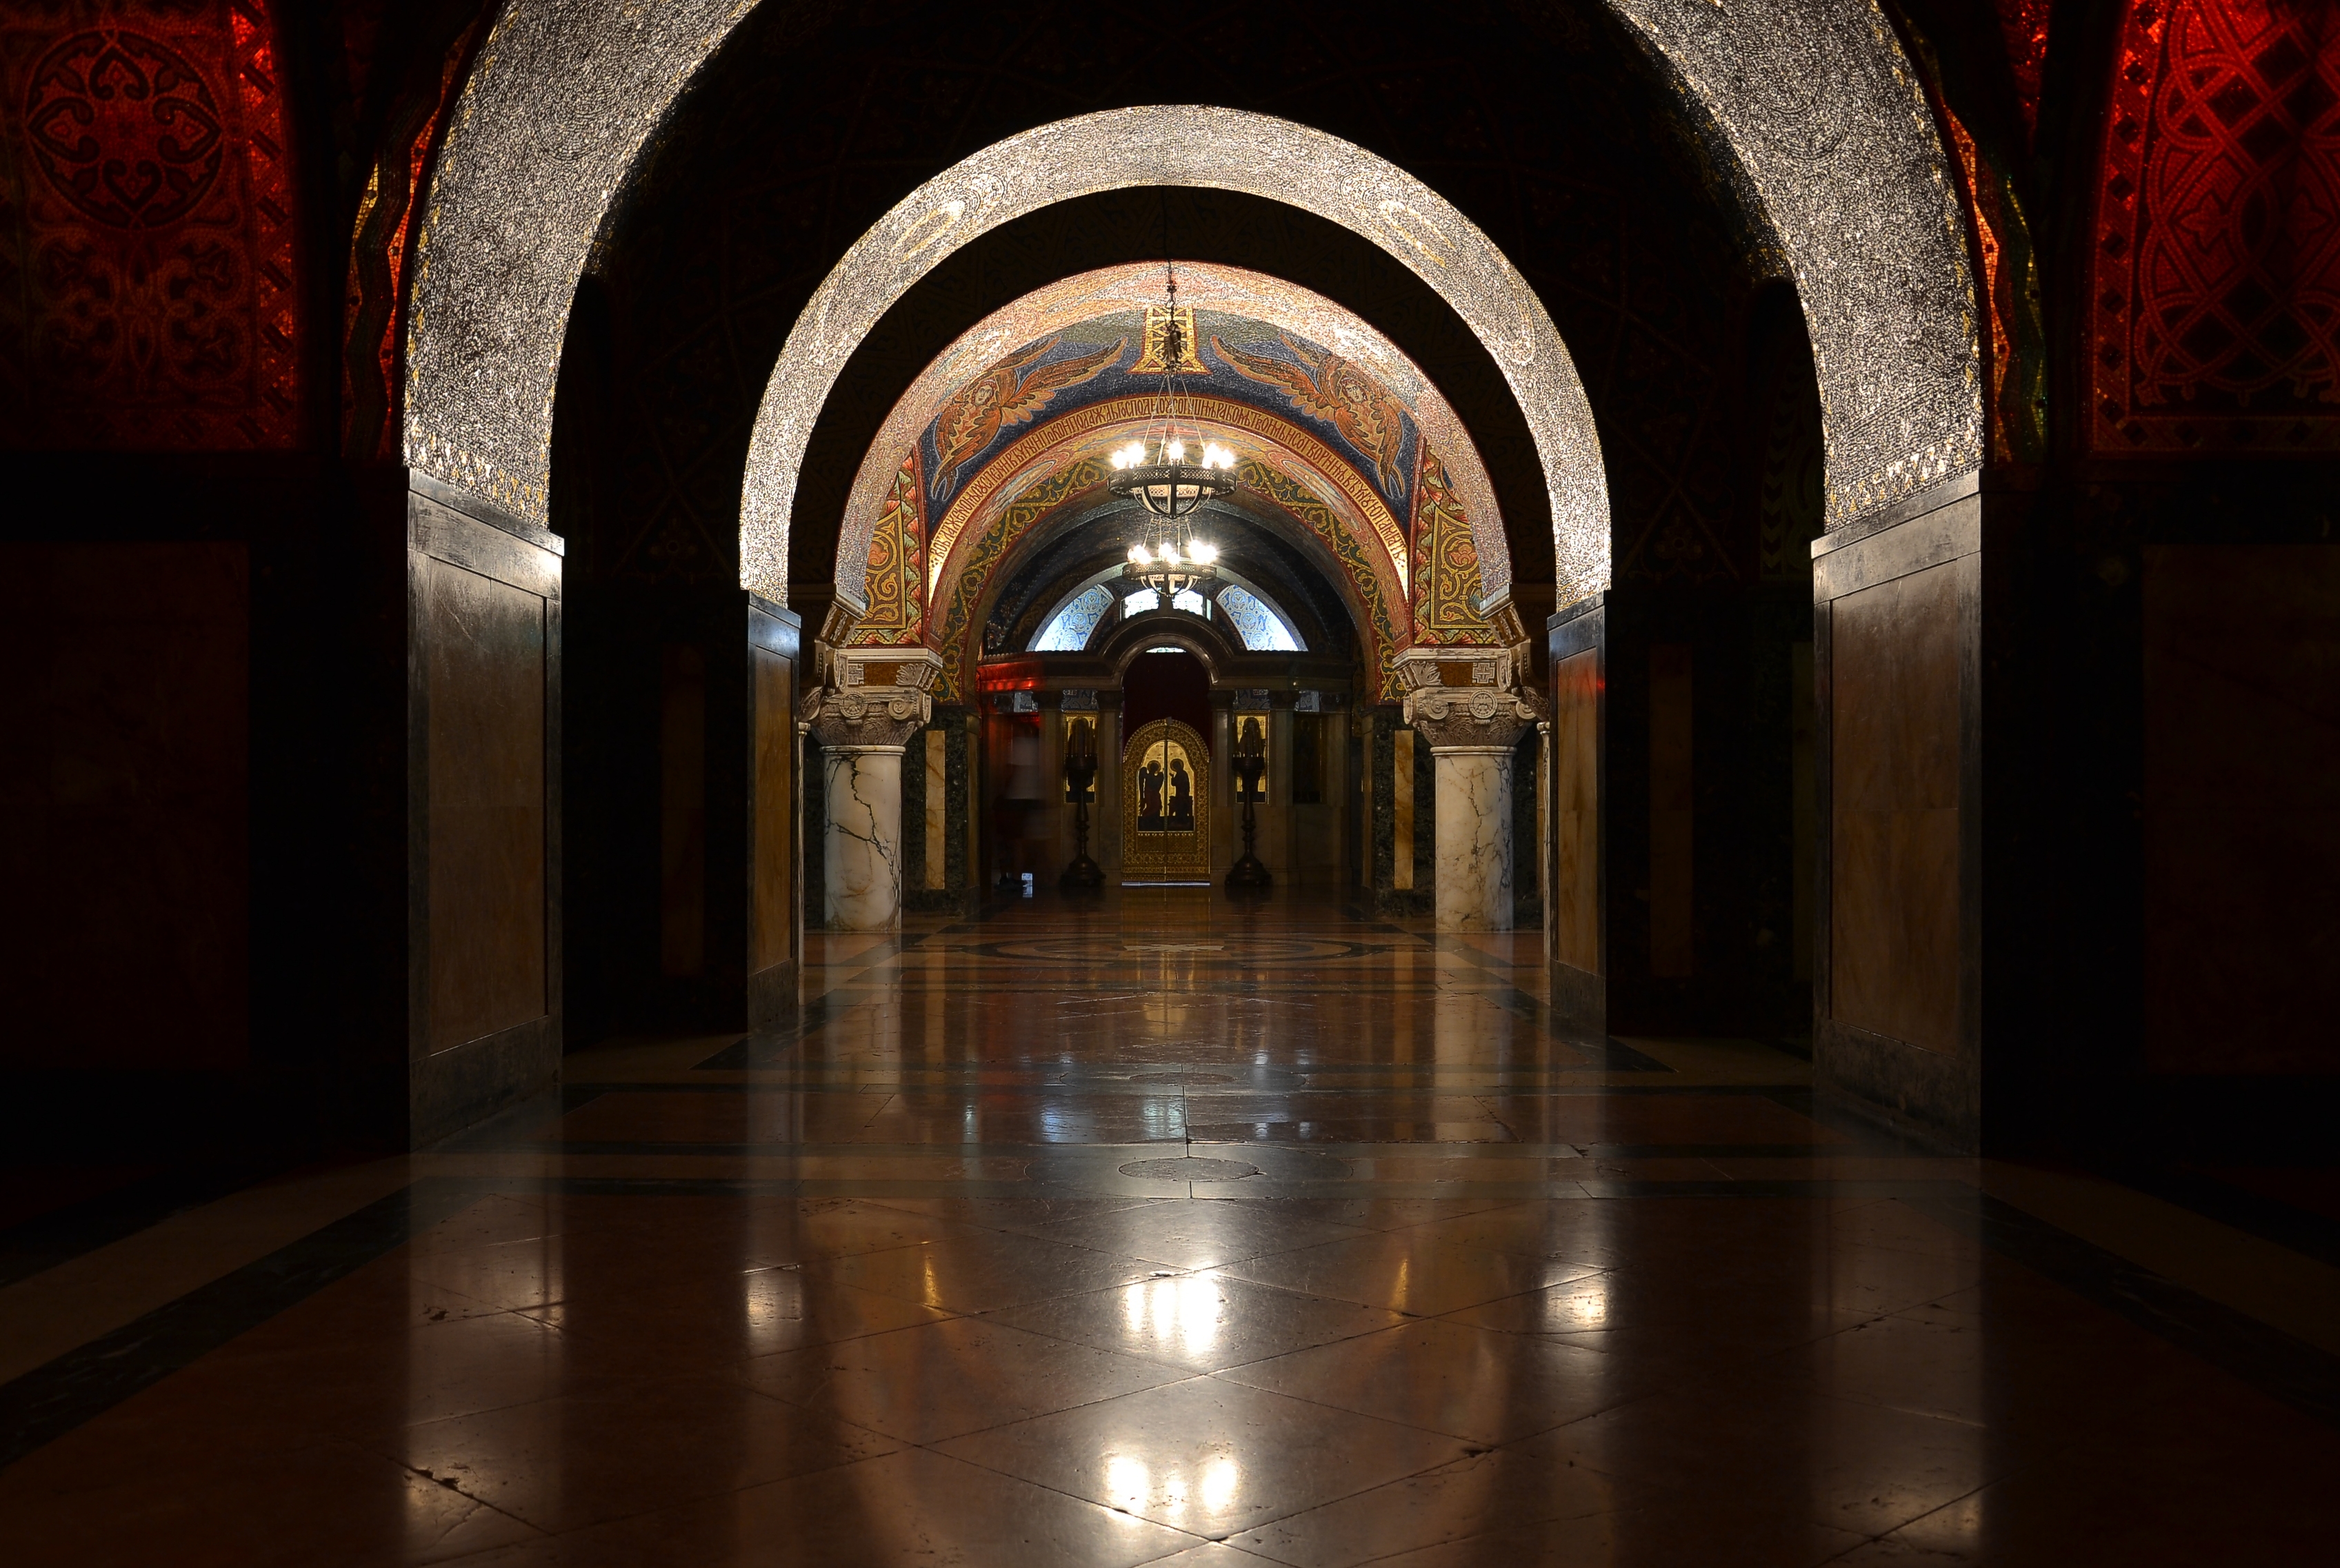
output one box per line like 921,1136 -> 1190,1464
1541,1277 -> 1609,1330
1104,1454 -> 1150,1514
743,1265 -> 804,1356
1201,1456 -> 1240,1514
1122,1276 -> 1222,1356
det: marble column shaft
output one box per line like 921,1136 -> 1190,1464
823,745 -> 903,932
1432,745 -> 1514,932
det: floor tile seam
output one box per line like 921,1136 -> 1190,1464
1809,1480 -> 1997,1565
366,1440 -> 559,1538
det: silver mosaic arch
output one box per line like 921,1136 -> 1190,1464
402,0 -> 756,519
401,0 -> 1979,592
1605,0 -> 1984,523
741,108 -> 1599,610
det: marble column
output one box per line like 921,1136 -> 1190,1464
1396,647 -> 1543,934
1432,745 -> 1514,931
805,645 -> 940,933
823,745 -> 903,931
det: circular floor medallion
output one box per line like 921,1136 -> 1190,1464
1118,1156 -> 1261,1181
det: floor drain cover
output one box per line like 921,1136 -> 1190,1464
1119,1156 -> 1261,1182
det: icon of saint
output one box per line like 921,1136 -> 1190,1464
1168,756 -> 1193,830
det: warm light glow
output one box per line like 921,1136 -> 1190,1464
1103,1454 -> 1150,1515
1129,543 -> 1152,564
1201,1457 -> 1240,1514
1160,543 -> 1181,565
1188,542 -> 1217,564
1166,439 -> 1186,462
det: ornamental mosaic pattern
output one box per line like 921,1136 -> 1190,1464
1608,0 -> 1984,523
0,0 -> 301,449
1408,448 -> 1497,647
848,452 -> 926,646
1239,459 -> 1406,701
2092,0 -> 2340,454
933,459 -> 1104,701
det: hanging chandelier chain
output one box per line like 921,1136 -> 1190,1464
1111,250 -> 1234,602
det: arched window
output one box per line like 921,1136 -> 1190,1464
1035,584 -> 1114,651
1215,583 -> 1303,652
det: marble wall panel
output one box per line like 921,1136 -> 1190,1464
2143,545 -> 2340,1076
1828,562 -> 1959,1054
423,559 -> 548,1054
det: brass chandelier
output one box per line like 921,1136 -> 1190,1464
1114,264 -> 1231,601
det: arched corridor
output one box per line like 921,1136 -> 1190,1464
6,1 -> 2340,1560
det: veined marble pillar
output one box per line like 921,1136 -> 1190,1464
806,645 -> 941,933
1397,646 -> 1543,934
823,745 -> 903,931
1432,745 -> 1514,931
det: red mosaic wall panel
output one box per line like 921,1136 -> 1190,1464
2093,1 -> 2340,454
0,0 -> 302,450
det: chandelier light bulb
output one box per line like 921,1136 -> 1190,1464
1166,439 -> 1186,463
1160,543 -> 1181,565
1129,543 -> 1152,565
1189,541 -> 1217,565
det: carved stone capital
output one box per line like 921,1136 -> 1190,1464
1403,689 -> 1534,752
804,685 -> 930,750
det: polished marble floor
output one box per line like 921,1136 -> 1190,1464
3,890 -> 2337,1565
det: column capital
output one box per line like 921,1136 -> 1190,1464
1401,691 -> 1537,752
805,687 -> 930,750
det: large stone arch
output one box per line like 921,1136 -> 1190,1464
401,0 -> 1981,596
738,108 -> 1596,610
